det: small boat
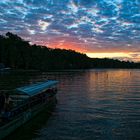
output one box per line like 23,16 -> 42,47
0,68 -> 11,75
0,80 -> 58,140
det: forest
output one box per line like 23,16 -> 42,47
0,32 -> 140,70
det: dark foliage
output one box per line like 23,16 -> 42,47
0,32 -> 140,70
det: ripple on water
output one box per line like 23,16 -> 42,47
1,70 -> 140,140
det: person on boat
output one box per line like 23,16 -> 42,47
4,93 -> 12,111
0,91 -> 5,113
3,93 -> 12,120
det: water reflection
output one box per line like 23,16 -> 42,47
37,69 -> 140,140
0,69 -> 140,140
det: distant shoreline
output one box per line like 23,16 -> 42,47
0,32 -> 140,70
8,68 -> 140,73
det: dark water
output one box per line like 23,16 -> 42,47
1,69 -> 140,140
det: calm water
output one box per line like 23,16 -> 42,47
1,69 -> 140,140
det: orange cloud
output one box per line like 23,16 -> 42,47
46,40 -> 85,53
86,52 -> 140,62
34,37 -> 140,62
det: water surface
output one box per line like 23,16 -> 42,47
0,69 -> 140,140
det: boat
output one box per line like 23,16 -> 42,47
0,80 -> 58,140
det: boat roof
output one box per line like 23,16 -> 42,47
16,80 -> 58,97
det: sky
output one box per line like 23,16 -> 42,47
0,0 -> 140,62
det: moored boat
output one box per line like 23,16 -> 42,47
0,80 -> 58,140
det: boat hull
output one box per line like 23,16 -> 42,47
0,96 -> 57,140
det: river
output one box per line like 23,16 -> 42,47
1,69 -> 140,140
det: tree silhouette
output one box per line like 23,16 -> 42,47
0,32 -> 139,70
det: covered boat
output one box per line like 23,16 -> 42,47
0,80 -> 58,140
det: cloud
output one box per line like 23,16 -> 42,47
0,0 -> 140,61
38,20 -> 50,31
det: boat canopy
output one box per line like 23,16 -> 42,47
16,80 -> 58,97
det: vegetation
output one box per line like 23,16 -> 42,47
0,32 -> 140,70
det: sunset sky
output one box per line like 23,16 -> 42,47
0,0 -> 140,61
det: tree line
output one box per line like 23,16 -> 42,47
0,32 -> 139,70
